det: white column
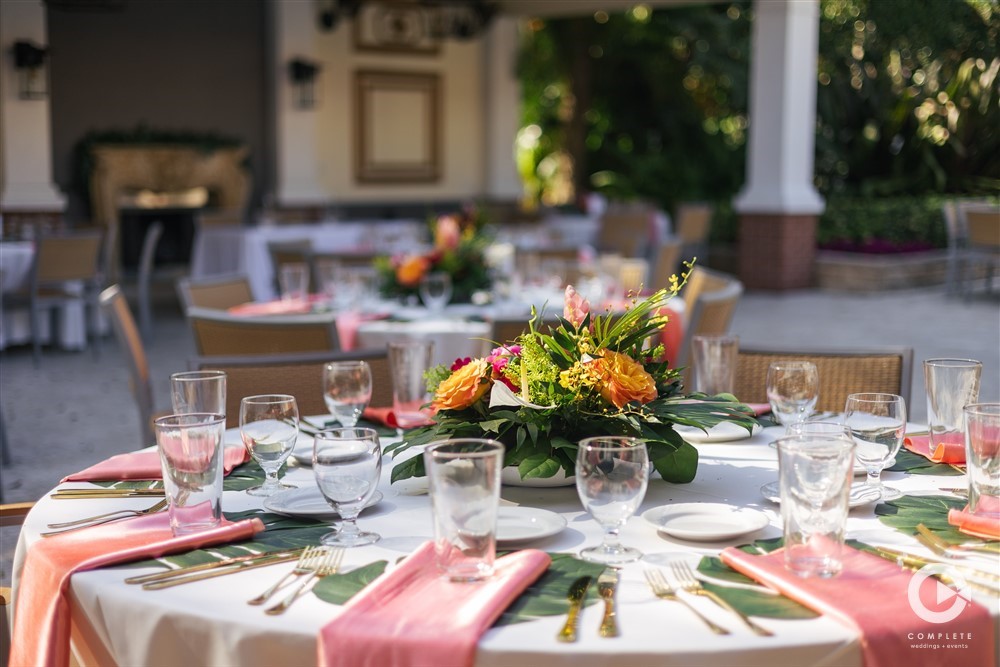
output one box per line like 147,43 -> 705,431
0,0 -> 65,210
482,16 -> 522,200
733,0 -> 824,214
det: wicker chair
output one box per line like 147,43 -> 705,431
189,349 -> 392,429
186,307 -> 340,356
674,202 -> 713,265
176,274 -> 254,312
595,210 -> 651,258
650,239 -> 683,292
732,345 -> 914,413
962,207 -> 1000,296
673,267 -> 743,368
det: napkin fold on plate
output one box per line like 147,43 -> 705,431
318,541 -> 550,667
61,446 -> 249,482
948,495 -> 1000,540
903,433 -> 966,465
11,512 -> 264,667
362,407 -> 434,430
720,544 -> 996,667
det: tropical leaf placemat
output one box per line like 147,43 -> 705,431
885,449 -> 964,476
874,494 -> 1000,549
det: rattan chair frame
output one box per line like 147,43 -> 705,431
176,273 -> 255,312
675,276 -> 743,368
188,349 -> 392,429
186,307 -> 340,357
732,345 -> 914,413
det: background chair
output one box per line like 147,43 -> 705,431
100,284 -> 158,447
189,349 -> 392,429
176,274 -> 254,312
732,345 -> 914,412
2,230 -> 104,366
674,273 -> 743,368
595,210 -> 651,258
186,307 -> 340,356
649,239 -> 683,292
674,202 -> 714,265
961,207 -> 1000,297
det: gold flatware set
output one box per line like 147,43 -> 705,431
126,548 -> 310,590
50,488 -> 165,500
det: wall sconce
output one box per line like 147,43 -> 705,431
288,58 -> 321,110
12,41 -> 48,100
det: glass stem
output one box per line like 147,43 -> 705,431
866,469 -> 882,489
263,466 -> 280,488
602,526 -> 622,551
338,516 -> 360,538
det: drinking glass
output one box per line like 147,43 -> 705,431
924,358 -> 982,452
785,420 -> 852,439
170,370 -> 227,416
239,394 -> 299,497
691,334 -> 739,396
964,403 -> 1000,516
766,361 -> 819,426
323,361 -> 373,428
843,392 -> 906,501
419,272 -> 453,311
154,413 -> 226,536
313,427 -> 382,547
575,436 -> 649,565
388,340 -> 435,430
279,262 -> 309,303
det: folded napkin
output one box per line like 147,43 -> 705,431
318,541 -> 550,667
61,446 -> 249,482
948,495 -> 1000,540
655,305 -> 685,367
335,311 -> 390,351
11,512 -> 264,667
746,403 -> 772,417
903,433 -> 966,465
362,407 -> 434,430
227,298 -> 317,317
721,545 -> 996,667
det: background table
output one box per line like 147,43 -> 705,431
14,423 -> 991,667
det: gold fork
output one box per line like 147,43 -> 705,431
916,523 -> 1000,556
643,569 -> 730,635
41,499 -> 169,536
670,561 -> 774,637
247,546 -> 323,606
265,547 -> 345,615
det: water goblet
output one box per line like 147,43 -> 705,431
843,392 -> 906,501
323,360 -> 373,428
766,361 -> 819,426
313,427 -> 382,547
419,272 -> 453,311
239,394 -> 299,497
575,436 -> 649,565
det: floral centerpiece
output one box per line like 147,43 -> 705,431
386,275 -> 758,483
375,205 -> 492,304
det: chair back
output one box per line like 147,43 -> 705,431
965,209 -> 1000,249
34,231 -> 104,285
187,307 -> 339,356
681,265 -> 735,314
650,239 -> 682,291
596,211 -> 650,257
675,276 -> 743,367
99,284 -> 155,447
732,345 -> 914,413
176,274 -> 254,312
189,349 -> 392,429
674,203 -> 713,264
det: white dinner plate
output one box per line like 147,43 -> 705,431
674,422 -> 761,444
264,487 -> 383,518
496,507 -> 567,543
759,480 -> 882,508
290,434 -> 316,466
642,503 -> 770,542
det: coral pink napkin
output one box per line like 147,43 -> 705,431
335,312 -> 389,351
61,446 -> 249,482
655,305 -> 684,367
948,496 -> 1000,540
362,407 -> 434,430
746,403 -> 772,417
721,545 -> 996,667
903,433 -> 966,465
11,512 -> 264,667
318,541 -> 550,667
228,297 -> 318,316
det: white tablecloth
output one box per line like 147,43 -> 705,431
0,242 -> 88,351
355,317 -> 494,369
14,424 -> 994,667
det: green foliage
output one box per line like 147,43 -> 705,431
817,196 -> 951,250
874,494 -> 981,544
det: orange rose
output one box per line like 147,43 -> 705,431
592,349 -> 657,408
434,358 -> 492,410
396,255 -> 430,286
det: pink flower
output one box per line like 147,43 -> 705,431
563,285 -> 590,328
450,357 -> 473,371
487,345 -> 520,390
434,216 -> 461,251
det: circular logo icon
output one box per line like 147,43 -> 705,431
907,564 -> 972,624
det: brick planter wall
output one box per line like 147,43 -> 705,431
814,250 -> 949,291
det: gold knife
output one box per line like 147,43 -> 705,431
597,569 -> 620,638
557,576 -> 592,643
125,548 -> 306,585
51,492 -> 166,499
874,547 -> 1000,593
142,553 -> 304,590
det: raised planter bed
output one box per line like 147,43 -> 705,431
814,250 -> 949,291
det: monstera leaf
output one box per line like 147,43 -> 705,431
886,449 -> 964,476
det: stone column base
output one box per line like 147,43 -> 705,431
738,213 -> 818,290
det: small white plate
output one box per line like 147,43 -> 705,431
290,434 -> 316,466
496,507 -> 567,543
264,487 -> 383,518
675,422 -> 761,444
759,480 -> 882,508
643,503 -> 770,542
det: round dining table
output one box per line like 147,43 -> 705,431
11,423 -> 992,667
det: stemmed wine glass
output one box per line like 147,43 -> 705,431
323,361 -> 373,428
313,427 -> 382,547
239,394 -> 299,497
767,361 -> 819,426
843,392 -> 906,501
419,272 -> 452,311
575,436 -> 649,565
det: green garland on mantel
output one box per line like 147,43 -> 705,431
72,124 -> 249,207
